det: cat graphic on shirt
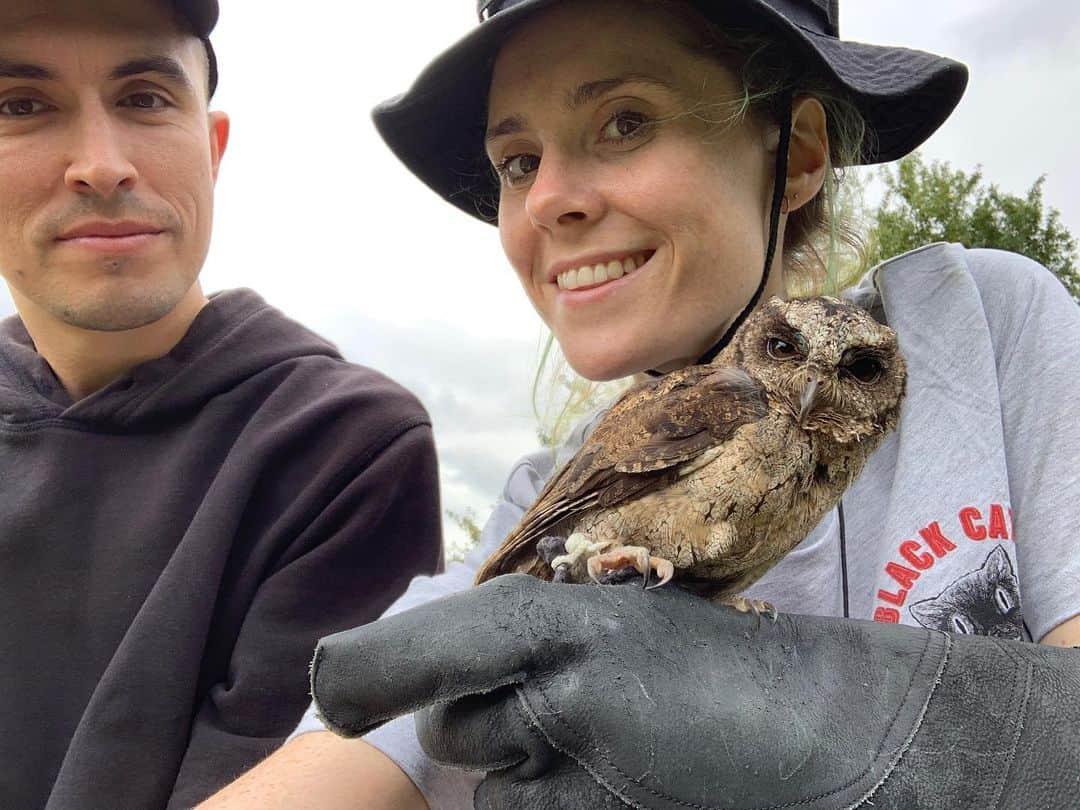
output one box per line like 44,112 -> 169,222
909,545 -> 1027,640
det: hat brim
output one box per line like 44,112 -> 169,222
374,0 -> 968,224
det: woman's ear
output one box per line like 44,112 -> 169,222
785,96 -> 828,210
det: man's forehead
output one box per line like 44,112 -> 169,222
0,0 -> 204,89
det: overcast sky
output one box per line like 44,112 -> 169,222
2,1 -> 1078,555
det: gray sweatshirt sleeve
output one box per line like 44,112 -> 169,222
967,249 -> 1080,640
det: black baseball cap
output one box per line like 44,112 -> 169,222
171,0 -> 219,96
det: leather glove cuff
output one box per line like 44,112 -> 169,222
870,632 -> 1080,808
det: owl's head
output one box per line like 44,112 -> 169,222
730,296 -> 907,445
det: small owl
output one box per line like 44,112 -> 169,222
475,296 -> 906,612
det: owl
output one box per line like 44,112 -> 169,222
475,296 -> 906,612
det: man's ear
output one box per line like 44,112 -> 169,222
785,96 -> 828,211
208,111 -> 231,183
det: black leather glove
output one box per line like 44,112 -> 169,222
311,575 -> 1079,809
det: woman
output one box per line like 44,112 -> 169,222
204,0 -> 1080,807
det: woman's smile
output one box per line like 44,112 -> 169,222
552,252 -> 643,293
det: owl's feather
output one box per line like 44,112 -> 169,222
475,368 -> 769,582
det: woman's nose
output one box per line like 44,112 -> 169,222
524,154 -> 605,230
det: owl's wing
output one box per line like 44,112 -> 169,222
475,366 -> 768,583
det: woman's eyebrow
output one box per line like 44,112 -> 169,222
486,73 -> 675,143
486,114 -> 526,143
565,73 -> 674,110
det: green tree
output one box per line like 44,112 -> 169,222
446,507 -> 482,544
445,507 -> 483,562
866,154 -> 1079,301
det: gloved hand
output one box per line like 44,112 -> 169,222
311,575 -> 1080,809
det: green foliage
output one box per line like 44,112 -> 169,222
446,508 -> 482,545
867,154 -> 1079,300
533,333 -> 629,449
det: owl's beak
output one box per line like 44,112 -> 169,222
798,371 -> 821,425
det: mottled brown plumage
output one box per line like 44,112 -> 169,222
475,297 -> 906,605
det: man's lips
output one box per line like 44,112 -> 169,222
55,221 -> 166,254
57,221 -> 164,240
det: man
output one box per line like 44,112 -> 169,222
0,1 -> 442,807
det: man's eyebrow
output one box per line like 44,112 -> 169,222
0,57 -> 54,81
109,55 -> 193,92
486,74 -> 675,143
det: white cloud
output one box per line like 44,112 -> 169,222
842,1 -> 1080,234
947,0 -> 1080,58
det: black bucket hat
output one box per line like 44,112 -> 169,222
172,0 -> 220,96
373,0 -> 969,224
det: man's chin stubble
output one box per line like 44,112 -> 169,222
54,286 -> 190,333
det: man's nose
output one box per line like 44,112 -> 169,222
524,154 -> 605,230
63,105 -> 139,198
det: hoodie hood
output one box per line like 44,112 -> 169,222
0,289 -> 341,430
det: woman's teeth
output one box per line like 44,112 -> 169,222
557,253 -> 648,290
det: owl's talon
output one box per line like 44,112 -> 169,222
587,558 -> 603,585
645,558 -> 675,590
634,546 -> 651,589
723,595 -> 777,621
587,546 -> 674,589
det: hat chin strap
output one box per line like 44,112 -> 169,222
646,97 -> 794,376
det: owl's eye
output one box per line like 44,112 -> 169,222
841,353 -> 884,384
766,337 -> 801,360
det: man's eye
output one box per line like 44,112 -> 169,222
496,153 -> 540,186
0,98 -> 52,117
600,110 -> 649,142
120,92 -> 168,110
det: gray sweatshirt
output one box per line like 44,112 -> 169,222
293,244 -> 1080,808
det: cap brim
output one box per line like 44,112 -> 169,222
374,0 -> 967,224
170,1 -> 219,96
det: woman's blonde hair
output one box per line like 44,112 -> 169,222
533,0 -> 872,445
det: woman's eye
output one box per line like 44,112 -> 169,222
600,110 -> 649,142
766,337 -> 801,360
120,92 -> 168,110
0,98 -> 52,117
496,153 -> 540,186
